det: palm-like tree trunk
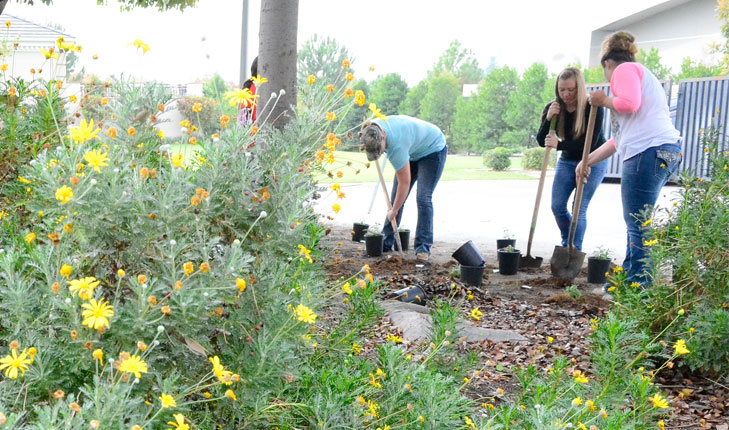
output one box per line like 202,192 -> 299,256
257,0 -> 298,130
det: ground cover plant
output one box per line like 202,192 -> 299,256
609,127 -> 729,376
0,34 -> 716,430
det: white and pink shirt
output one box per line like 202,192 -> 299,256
608,62 -> 680,161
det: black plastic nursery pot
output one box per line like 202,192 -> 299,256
497,248 -> 521,275
452,240 -> 485,267
496,239 -> 516,252
396,229 -> 410,251
365,234 -> 384,257
460,264 -> 485,287
387,285 -> 427,305
352,223 -> 369,242
587,257 -> 611,283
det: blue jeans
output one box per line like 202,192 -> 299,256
551,157 -> 608,250
621,142 -> 681,285
382,145 -> 448,254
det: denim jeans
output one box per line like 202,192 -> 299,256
382,145 -> 448,254
621,142 -> 681,285
551,157 -> 608,250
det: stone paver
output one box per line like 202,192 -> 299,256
381,301 -> 528,343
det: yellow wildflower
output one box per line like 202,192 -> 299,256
70,119 -> 101,144
369,103 -> 387,121
60,264 -> 73,279
119,354 -> 148,379
236,278 -> 247,292
24,232 -> 36,243
0,348 -> 33,378
251,75 -> 267,85
167,413 -> 189,430
225,389 -> 237,401
209,356 -> 233,385
307,74 -> 316,85
673,339 -> 690,355
68,277 -> 100,300
159,393 -> 177,408
171,153 -> 185,168
354,90 -> 365,106
649,393 -> 669,409
298,244 -> 313,264
471,307 -> 483,321
83,149 -> 110,173
92,348 -> 103,365
573,370 -> 589,384
224,88 -> 257,108
293,304 -> 317,324
81,298 -> 114,330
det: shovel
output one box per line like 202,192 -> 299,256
374,158 -> 403,255
520,116 -> 561,269
550,105 -> 598,280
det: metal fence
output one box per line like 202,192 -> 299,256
674,77 -> 729,178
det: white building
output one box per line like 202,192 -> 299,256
589,0 -> 724,71
1,13 -> 75,81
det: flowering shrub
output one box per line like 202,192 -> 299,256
609,127 -> 729,374
176,95 -> 219,134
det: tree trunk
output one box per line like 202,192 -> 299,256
0,0 -> 9,15
257,0 -> 298,130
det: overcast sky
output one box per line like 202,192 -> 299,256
5,0 -> 663,86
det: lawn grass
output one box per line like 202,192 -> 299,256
316,151 -> 534,183
168,146 -> 537,183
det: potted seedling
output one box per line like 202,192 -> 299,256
587,246 -> 612,284
352,219 -> 370,242
496,228 -> 517,251
497,244 -> 521,275
397,227 -> 410,251
364,223 -> 384,257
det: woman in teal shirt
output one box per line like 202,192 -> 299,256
360,115 -> 448,261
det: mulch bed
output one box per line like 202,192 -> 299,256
320,224 -> 729,428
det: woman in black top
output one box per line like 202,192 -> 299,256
536,67 -> 607,251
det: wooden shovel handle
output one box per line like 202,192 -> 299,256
567,105 -> 598,249
526,145 -> 551,256
375,159 -> 404,255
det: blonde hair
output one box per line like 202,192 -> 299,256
600,31 -> 638,65
555,67 -> 588,139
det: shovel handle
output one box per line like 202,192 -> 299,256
375,159 -> 404,255
567,105 -> 598,249
526,145 -> 551,256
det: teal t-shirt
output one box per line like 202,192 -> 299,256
374,115 -> 446,171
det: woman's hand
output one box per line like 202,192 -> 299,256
545,133 -> 559,149
575,161 -> 591,184
546,102 -> 560,120
386,209 -> 397,223
589,90 -> 607,107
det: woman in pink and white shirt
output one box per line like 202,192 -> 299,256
577,31 -> 681,288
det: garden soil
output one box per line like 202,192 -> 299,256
321,224 -> 729,428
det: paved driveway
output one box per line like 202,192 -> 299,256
315,176 -> 682,263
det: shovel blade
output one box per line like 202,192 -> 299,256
519,254 -> 543,270
550,245 -> 586,280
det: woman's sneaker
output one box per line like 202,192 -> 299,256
416,252 -> 429,262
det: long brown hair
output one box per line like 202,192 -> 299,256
554,67 -> 588,139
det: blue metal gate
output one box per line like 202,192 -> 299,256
674,77 -> 729,178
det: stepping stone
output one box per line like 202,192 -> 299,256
380,301 -> 528,343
